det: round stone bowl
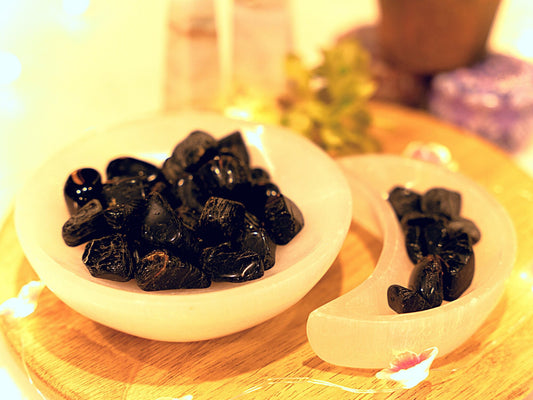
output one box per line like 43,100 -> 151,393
15,111 -> 352,342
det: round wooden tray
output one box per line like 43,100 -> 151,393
2,102 -> 533,399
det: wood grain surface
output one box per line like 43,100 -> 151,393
1,102 -> 533,399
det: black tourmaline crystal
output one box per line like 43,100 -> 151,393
387,186 -> 480,314
135,249 -> 210,291
161,156 -> 183,185
171,130 -> 218,172
246,182 -> 281,217
439,232 -> 475,301
194,153 -> 251,200
421,187 -> 462,219
239,212 -> 276,270
250,167 -> 271,185
408,254 -> 444,308
402,213 -> 447,264
197,196 -> 246,245
263,194 -> 304,245
446,217 -> 481,245
106,156 -> 161,183
82,233 -> 133,282
63,168 -> 103,215
387,284 -> 432,314
140,191 -> 190,252
62,199 -> 109,247
201,243 -> 264,282
171,172 -> 204,211
62,129 -> 304,290
217,130 -> 250,166
387,186 -> 421,221
101,176 -> 146,208
103,201 -> 146,233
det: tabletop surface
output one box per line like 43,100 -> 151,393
1,101 -> 533,400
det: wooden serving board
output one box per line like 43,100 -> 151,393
2,102 -> 533,399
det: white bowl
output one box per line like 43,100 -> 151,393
15,111 -> 352,341
307,154 -> 517,369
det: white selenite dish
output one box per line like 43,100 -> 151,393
15,111 -> 352,342
307,154 -> 517,369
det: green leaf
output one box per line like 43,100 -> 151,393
278,38 -> 378,155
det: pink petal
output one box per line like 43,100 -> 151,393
376,347 -> 439,389
392,351 -> 422,370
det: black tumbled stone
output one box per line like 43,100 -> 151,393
217,130 -> 250,166
171,130 -> 218,172
387,186 -> 421,221
447,217 -> 481,245
106,156 -> 161,183
101,176 -> 146,208
408,254 -> 444,308
402,213 -> 447,264
263,194 -> 304,245
202,244 -> 264,282
135,249 -> 210,291
440,232 -> 475,301
387,284 -> 432,314
421,187 -> 461,219
239,212 -> 276,270
82,233 -> 133,282
64,168 -> 103,215
197,196 -> 246,245
194,154 -> 251,200
140,192 -> 189,251
62,199 -> 109,247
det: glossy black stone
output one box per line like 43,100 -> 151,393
146,180 -> 179,209
402,213 -> 447,264
171,130 -> 218,172
387,284 -> 432,314
82,233 -> 133,282
61,129 -> 305,290
62,199 -> 109,247
250,167 -> 271,185
140,191 -> 188,251
387,185 -> 480,313
101,176 -> 146,208
263,194 -> 304,245
200,241 -> 233,274
446,217 -> 481,245
408,254 -> 444,308
161,157 -> 184,185
64,168 -> 103,215
197,196 -> 246,245
217,130 -> 250,166
387,186 -> 421,221
201,243 -> 264,282
135,249 -> 210,291
194,154 -> 251,200
245,182 -> 282,218
171,172 -> 204,210
440,232 -> 475,301
175,205 -> 201,231
421,187 -> 462,219
103,201 -> 146,233
106,156 -> 161,183
239,211 -> 276,270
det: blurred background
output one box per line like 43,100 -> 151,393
1,0 -> 533,228
1,1 -> 533,398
